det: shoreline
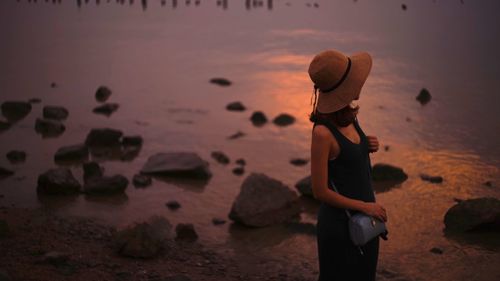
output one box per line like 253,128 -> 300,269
0,206 -> 316,281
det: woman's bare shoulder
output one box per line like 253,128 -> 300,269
312,123 -> 330,137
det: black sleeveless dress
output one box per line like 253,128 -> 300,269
314,117 -> 379,281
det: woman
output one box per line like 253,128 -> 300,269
308,49 -> 388,281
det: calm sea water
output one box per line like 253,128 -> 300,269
1,1 -> 499,280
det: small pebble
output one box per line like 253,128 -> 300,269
166,200 -> 181,210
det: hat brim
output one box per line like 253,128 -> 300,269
316,52 -> 372,113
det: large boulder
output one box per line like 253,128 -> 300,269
295,175 -> 313,197
228,173 -> 301,227
43,106 -> 69,120
112,216 -> 173,258
37,168 -> 81,195
85,128 -> 123,146
140,152 -> 212,179
1,101 -> 32,122
444,197 -> 500,233
371,163 -> 408,192
83,175 -> 128,195
54,144 -> 89,162
35,118 -> 65,137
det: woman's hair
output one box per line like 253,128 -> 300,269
309,103 -> 359,127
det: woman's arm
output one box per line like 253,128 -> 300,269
310,125 -> 368,212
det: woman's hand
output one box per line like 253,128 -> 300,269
360,202 -> 387,222
366,135 -> 379,153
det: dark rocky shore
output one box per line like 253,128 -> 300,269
0,207 -> 315,281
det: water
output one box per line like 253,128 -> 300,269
0,1 -> 499,280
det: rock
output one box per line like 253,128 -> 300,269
29,98 -> 42,104
83,161 -> 104,184
6,150 -> 26,164
95,86 -> 112,102
50,82 -> 57,88
420,173 -> 443,183
384,145 -> 390,151
43,251 -> 69,266
84,175 -> 128,194
235,158 -> 246,166
175,223 -> 198,242
444,197 -> 500,233
372,163 -> 408,182
232,167 -> 244,176
1,101 -> 32,122
290,158 -> 308,166
120,145 -> 141,161
483,181 -> 493,187
140,152 -> 212,180
122,135 -> 143,146
43,106 -> 69,120
166,200 -> 181,210
430,247 -> 443,254
272,113 -> 295,126
401,4 -> 407,11
164,275 -> 193,281
92,103 -> 119,116
0,219 -> 9,238
227,131 -> 245,139
405,117 -> 412,122
85,128 -> 123,147
54,144 -> 89,162
35,118 -> 65,137
416,88 -> 431,105
211,151 -> 230,164
250,111 -> 268,126
133,174 -> 152,188
37,168 -> 81,195
113,216 -> 172,258
0,167 -> 14,177
295,175 -> 313,197
228,173 -> 301,227
226,101 -> 246,111
212,218 -> 226,225
209,78 -> 232,86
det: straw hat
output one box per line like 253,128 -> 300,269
308,49 -> 372,113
